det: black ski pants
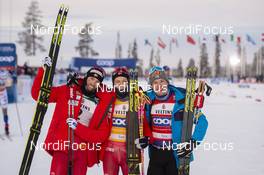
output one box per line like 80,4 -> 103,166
147,146 -> 178,175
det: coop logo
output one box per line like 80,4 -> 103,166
0,46 -> 15,53
112,118 -> 126,127
96,60 -> 114,67
0,56 -> 15,62
153,118 -> 171,125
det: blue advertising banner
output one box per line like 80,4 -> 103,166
0,43 -> 17,69
0,43 -> 17,103
71,57 -> 137,70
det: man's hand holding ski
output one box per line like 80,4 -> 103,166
67,72 -> 80,86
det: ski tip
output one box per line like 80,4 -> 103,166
65,5 -> 70,11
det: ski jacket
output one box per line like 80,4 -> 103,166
31,68 -> 115,167
98,91 -> 119,161
144,84 -> 208,168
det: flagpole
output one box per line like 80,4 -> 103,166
256,49 -> 259,77
256,47 -> 261,80
260,46 -> 263,77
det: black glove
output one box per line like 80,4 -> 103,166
135,136 -> 149,149
177,139 -> 197,158
67,72 -> 79,86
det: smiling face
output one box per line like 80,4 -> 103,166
151,78 -> 169,96
86,76 -> 100,92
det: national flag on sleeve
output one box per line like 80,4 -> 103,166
187,35 -> 196,45
157,37 -> 166,49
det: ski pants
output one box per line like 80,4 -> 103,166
50,136 -> 88,175
103,141 -> 128,175
147,147 -> 178,175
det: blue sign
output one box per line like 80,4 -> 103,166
72,57 -> 137,70
0,43 -> 17,69
0,43 -> 17,103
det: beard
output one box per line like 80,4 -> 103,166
81,82 -> 96,98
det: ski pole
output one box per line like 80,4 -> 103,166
15,58 -> 24,136
15,101 -> 23,136
68,87 -> 75,175
136,92 -> 144,175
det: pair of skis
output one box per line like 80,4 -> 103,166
127,70 -> 150,175
178,67 -> 212,175
178,67 -> 198,175
19,5 -> 69,175
127,70 -> 141,175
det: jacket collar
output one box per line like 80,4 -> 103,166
146,84 -> 185,103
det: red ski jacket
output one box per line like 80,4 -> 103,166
31,68 -> 115,167
98,92 -> 153,161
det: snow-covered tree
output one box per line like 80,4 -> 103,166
214,35 -> 221,77
200,43 -> 210,78
176,59 -> 184,78
187,58 -> 195,68
75,23 -> 98,57
131,39 -> 138,60
18,1 -> 45,56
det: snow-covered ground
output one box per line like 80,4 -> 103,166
1,80 -> 264,175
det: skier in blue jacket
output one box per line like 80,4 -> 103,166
135,66 -> 208,175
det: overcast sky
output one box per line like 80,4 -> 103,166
0,0 -> 263,68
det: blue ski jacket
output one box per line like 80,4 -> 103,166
144,84 -> 208,168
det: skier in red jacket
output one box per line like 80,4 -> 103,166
31,57 -> 115,175
100,67 -> 130,175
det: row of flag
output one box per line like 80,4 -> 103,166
145,33 -> 264,51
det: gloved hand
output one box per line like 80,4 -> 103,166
66,118 -> 78,130
135,136 -> 149,149
67,72 -> 79,86
41,56 -> 52,68
177,139 -> 197,158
